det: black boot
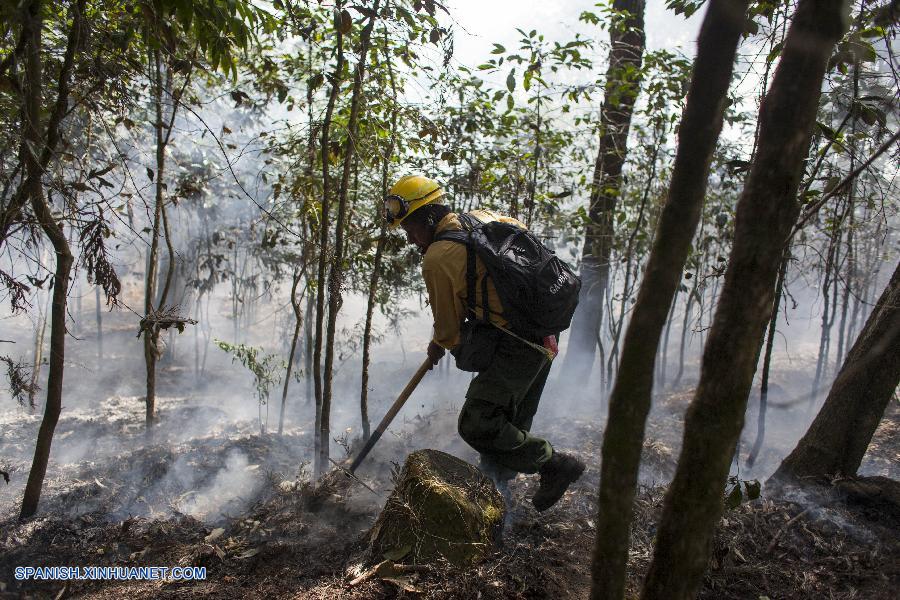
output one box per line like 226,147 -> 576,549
532,451 -> 585,512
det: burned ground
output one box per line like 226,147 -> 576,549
1,384 -> 897,599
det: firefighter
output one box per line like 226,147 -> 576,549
384,174 -> 585,511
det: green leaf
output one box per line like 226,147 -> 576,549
725,159 -> 751,174
506,68 -> 516,93
766,41 -> 783,64
743,480 -> 761,501
175,0 -> 193,29
725,483 -> 742,510
338,9 -> 352,34
816,121 -> 837,142
382,545 -> 411,561
506,93 -> 514,111
491,43 -> 506,54
824,176 -> 841,193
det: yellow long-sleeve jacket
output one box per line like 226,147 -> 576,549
422,209 -> 527,349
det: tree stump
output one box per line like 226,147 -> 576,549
368,449 -> 504,566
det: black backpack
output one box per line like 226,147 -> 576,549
434,212 -> 581,339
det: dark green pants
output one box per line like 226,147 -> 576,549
457,334 -> 553,475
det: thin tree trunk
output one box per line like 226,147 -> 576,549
658,290 -> 677,389
526,88 -> 542,228
321,0 -> 381,472
143,46 -> 169,427
848,214 -> 882,343
313,17 -> 342,475
835,203 -> 854,366
20,0 -> 84,519
835,59 -> 859,368
607,142 -> 657,376
360,20 -> 398,442
95,283 -> 103,365
772,260 -> 899,482
812,209 -> 842,398
747,248 -> 789,468
641,3 -> 848,597
193,292 -> 200,381
588,2 -> 748,596
313,9 -> 345,477
29,283 -> 50,408
562,0 -> 646,385
305,289 -> 314,405
279,267 -> 305,435
673,286 -> 694,387
360,234 -> 386,441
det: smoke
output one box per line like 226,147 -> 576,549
175,450 -> 262,522
1,157 -> 896,525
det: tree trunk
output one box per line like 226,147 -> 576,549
360,23 -> 398,442
746,248 -> 789,468
835,60 -> 859,368
772,260 -> 899,482
588,2 -> 748,597
278,267 -> 305,435
20,0 -> 84,519
313,9 -> 345,477
812,214 -> 841,398
562,0 -> 646,385
29,286 -> 50,408
143,46 -> 170,428
321,0 -> 381,472
641,3 -> 848,598
657,291 -> 677,388
305,289 -> 314,405
95,282 -> 103,366
673,287 -> 694,387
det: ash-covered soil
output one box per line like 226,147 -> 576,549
1,390 -> 898,599
1,305 -> 897,599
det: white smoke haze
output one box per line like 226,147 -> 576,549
0,3 -> 896,527
2,216 -> 897,531
175,450 -> 263,522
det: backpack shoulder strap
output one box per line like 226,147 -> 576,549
432,214 -> 479,324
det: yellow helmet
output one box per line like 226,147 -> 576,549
383,174 -> 445,228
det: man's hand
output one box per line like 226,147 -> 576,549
427,340 -> 445,369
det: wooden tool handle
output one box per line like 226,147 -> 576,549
349,357 -> 433,473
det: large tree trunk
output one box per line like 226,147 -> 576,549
321,0 -> 381,472
641,3 -> 849,598
20,0 -> 85,519
772,261 -> 899,482
562,0 -> 646,386
589,2 -> 748,597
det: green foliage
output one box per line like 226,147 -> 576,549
724,476 -> 761,510
214,340 -> 284,405
664,0 -> 706,18
1,355 -> 38,409
146,0 -> 276,79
